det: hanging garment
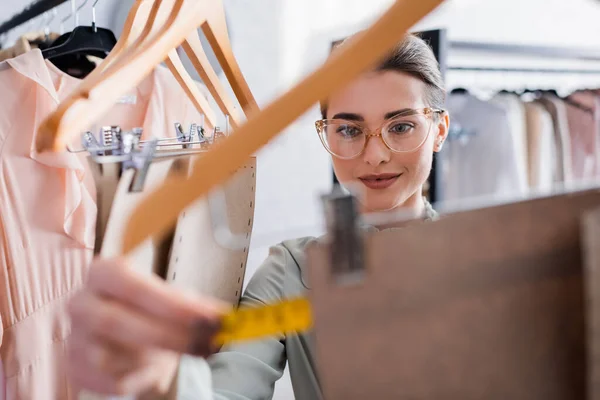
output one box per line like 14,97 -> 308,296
564,90 -> 599,182
489,92 -> 529,192
0,48 -> 208,400
440,92 -> 524,203
537,95 -> 573,185
524,101 -> 556,192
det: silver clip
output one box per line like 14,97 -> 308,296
146,122 -> 210,148
67,128 -> 119,154
174,123 -> 187,142
321,185 -> 364,283
128,138 -> 158,192
119,130 -> 141,155
100,126 -> 121,152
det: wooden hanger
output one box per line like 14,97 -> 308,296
198,0 -> 257,117
179,0 -> 258,127
121,0 -> 445,253
89,0 -> 155,73
36,0 -> 216,151
85,0 -> 217,131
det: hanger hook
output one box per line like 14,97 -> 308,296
72,0 -> 77,28
61,0 -> 91,28
92,0 -> 100,32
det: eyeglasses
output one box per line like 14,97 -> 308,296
315,107 -> 445,160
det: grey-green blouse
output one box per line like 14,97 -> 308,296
175,202 -> 438,400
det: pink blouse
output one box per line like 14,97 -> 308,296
0,49 -> 206,399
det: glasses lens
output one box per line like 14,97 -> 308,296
382,112 -> 432,152
320,122 -> 365,158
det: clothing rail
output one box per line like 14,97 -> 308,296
451,41 -> 600,62
428,32 -> 600,204
448,66 -> 600,74
0,0 -> 68,37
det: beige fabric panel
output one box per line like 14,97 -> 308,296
165,157 -> 256,305
87,158 -> 122,255
100,158 -> 188,277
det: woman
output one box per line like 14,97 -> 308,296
67,33 -> 450,398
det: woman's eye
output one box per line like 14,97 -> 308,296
388,122 -> 413,134
336,125 -> 361,137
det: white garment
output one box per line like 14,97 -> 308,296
440,93 -> 525,204
489,93 -> 529,192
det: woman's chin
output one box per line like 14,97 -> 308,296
357,196 -> 401,214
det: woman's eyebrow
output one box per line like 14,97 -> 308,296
331,112 -> 363,121
384,108 -> 412,119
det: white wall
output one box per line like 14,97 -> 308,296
3,0 -> 600,398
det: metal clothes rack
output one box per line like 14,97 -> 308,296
0,0 -> 68,38
451,40 -> 600,62
449,66 -> 600,74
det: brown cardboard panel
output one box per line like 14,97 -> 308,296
308,188 -> 600,400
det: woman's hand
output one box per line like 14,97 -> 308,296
67,257 -> 228,396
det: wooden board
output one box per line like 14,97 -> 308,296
165,156 -> 256,305
307,188 -> 600,400
582,205 -> 600,399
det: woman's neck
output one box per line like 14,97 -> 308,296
399,190 -> 426,219
359,190 -> 429,228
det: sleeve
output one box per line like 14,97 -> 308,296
176,244 -> 290,400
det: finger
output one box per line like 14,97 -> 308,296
87,257 -> 229,325
68,328 -> 142,377
69,290 -> 219,355
67,345 -> 132,395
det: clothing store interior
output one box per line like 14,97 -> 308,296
3,0 -> 600,399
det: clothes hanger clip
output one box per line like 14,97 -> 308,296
149,121 -> 211,149
119,129 -> 142,156
174,122 -> 196,143
100,125 -> 120,147
320,185 -> 365,285
211,114 -> 231,144
66,126 -> 118,154
127,137 -> 158,193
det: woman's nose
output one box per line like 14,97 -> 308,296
362,135 -> 391,166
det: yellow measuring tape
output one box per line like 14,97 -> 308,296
214,297 -> 313,346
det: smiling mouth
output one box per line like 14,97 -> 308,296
359,173 -> 402,190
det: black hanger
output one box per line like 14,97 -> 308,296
40,21 -> 116,79
450,87 -> 469,95
41,24 -> 116,60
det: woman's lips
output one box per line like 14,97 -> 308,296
358,173 -> 401,190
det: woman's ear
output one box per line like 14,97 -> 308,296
433,112 -> 450,153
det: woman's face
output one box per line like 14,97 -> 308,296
325,70 -> 449,213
